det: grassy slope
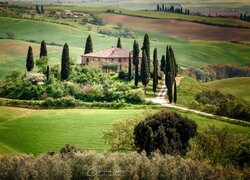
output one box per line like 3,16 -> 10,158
206,77 -> 250,103
0,17 -> 250,78
0,39 -> 83,78
0,106 -> 249,155
0,107 -> 144,155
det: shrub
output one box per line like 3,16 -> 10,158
134,110 -> 197,156
0,71 -> 46,100
187,126 -> 250,169
124,89 -> 145,104
0,148 -> 247,180
196,90 -> 250,121
43,96 -> 79,107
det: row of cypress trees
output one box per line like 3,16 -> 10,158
26,41 -> 70,81
132,34 -> 178,103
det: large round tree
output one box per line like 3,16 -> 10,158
134,110 -> 197,156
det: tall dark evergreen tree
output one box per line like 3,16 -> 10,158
165,45 -> 178,104
142,34 -> 150,71
128,52 -> 132,81
117,37 -> 122,48
157,4 -> 160,11
41,5 -> 44,14
84,35 -> 93,54
165,46 -> 171,87
61,43 -> 70,81
174,80 -> 177,103
46,66 -> 50,81
160,55 -> 165,72
26,46 -> 34,72
153,48 -> 158,94
141,49 -> 150,94
133,40 -> 139,87
36,4 -> 40,14
40,40 -> 47,58
167,72 -> 173,103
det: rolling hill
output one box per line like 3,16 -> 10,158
206,77 -> 250,103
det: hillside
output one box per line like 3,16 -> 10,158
206,77 -> 250,103
0,16 -> 250,78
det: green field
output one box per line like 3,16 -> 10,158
207,77 -> 250,103
0,17 -> 250,78
0,106 -> 249,155
44,5 -> 250,28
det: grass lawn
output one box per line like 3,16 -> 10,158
206,77 -> 250,103
0,107 -> 144,155
0,106 -> 249,155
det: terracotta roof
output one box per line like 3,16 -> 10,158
82,47 -> 131,58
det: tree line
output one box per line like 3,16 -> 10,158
239,13 -> 250,22
35,4 -> 45,14
156,4 -> 190,15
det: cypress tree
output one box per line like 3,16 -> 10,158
167,72 -> 173,103
46,66 -> 50,81
174,80 -> 177,103
128,52 -> 132,81
117,37 -> 122,48
40,40 -> 47,58
84,35 -> 93,54
141,49 -> 150,94
142,34 -> 150,72
153,48 -> 158,94
36,4 -> 40,14
26,46 -> 34,72
41,5 -> 44,14
160,55 -> 165,72
61,43 -> 70,81
133,40 -> 139,87
165,46 -> 171,87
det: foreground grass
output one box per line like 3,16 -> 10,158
206,77 -> 250,103
0,106 -> 249,155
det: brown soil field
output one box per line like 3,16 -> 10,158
99,13 -> 250,41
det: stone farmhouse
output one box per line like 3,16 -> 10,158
81,47 -> 142,73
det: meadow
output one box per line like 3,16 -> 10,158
0,16 -> 250,78
0,106 -> 249,155
207,77 -> 250,103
